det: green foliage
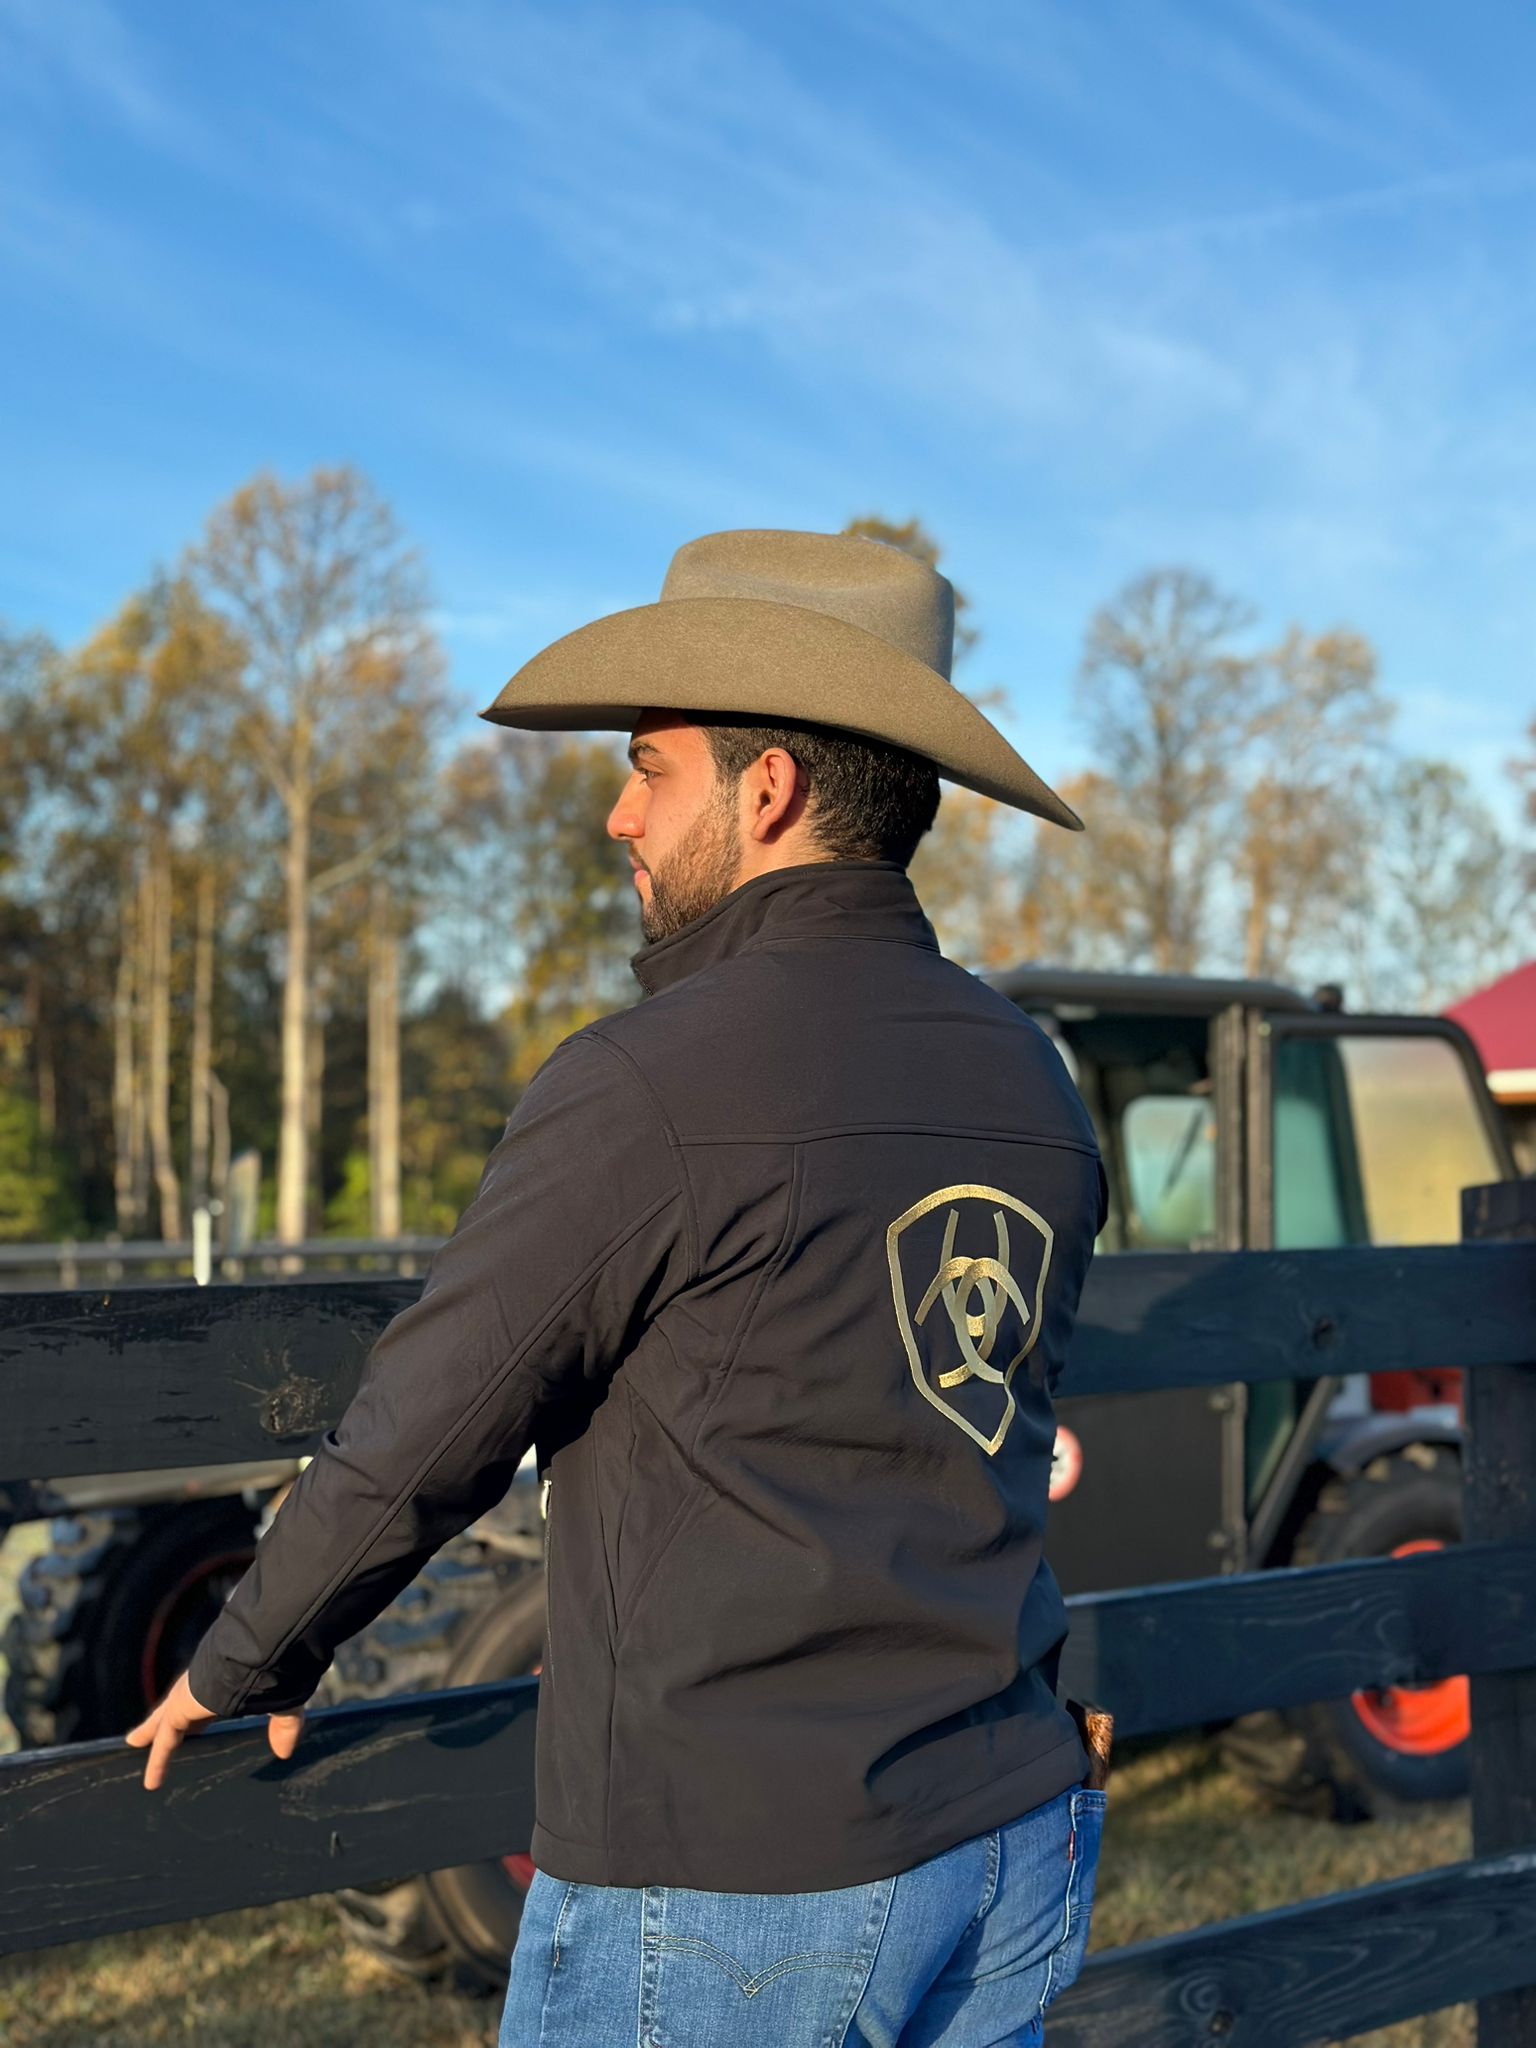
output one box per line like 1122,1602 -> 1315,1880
0,1087 -> 77,1241
323,1149 -> 373,1236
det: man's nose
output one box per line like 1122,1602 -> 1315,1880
607,783 -> 642,842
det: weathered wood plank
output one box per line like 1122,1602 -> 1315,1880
1059,1540 -> 1536,1739
0,1677 -> 538,1957
0,1279 -> 416,1481
3,1242 -> 1534,1480
3,1543 -> 1535,1957
1462,1177 -> 1536,2048
1050,1847 -> 1536,2047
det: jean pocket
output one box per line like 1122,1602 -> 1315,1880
1041,1787 -> 1106,2011
639,1875 -> 894,2048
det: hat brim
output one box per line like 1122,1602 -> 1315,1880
478,596 -> 1082,830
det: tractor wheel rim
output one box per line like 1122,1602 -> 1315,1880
140,1551 -> 255,1708
1349,1540 -> 1471,1757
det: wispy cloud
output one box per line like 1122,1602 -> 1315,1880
1241,0 -> 1467,149
0,0 -> 212,159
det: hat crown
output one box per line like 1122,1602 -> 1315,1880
660,529 -> 955,680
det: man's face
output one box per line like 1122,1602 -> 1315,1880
606,711 -> 743,943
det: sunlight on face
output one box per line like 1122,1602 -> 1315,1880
606,712 -> 744,942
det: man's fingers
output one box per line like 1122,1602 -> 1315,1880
267,1711 -> 305,1761
142,1716 -> 184,1792
123,1703 -> 162,1749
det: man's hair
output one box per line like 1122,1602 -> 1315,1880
694,713 -> 940,867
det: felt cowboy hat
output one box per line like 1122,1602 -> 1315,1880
477,528 -> 1082,829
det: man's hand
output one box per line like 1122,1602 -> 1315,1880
124,1669 -> 305,1791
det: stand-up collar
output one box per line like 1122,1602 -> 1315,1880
631,858 -> 940,996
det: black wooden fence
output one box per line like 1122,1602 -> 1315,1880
2,1178 -> 1534,2045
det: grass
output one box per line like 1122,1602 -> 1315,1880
0,1524 -> 1474,2046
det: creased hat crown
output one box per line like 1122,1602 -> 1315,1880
660,530 -> 955,680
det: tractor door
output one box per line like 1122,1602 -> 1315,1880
1035,1001 -> 1249,1595
1243,1013 -> 1513,1554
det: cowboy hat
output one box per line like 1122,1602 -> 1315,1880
477,529 -> 1082,829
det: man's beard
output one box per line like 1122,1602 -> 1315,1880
637,790 -> 742,943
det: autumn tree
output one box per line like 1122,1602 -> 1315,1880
438,731 -> 635,1090
24,581 -> 247,1238
1074,570 -> 1261,973
1370,759 -> 1526,1009
1016,773 -> 1143,968
1235,628 -> 1391,979
191,468 -> 447,1244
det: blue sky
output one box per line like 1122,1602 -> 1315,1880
2,0 -> 1533,825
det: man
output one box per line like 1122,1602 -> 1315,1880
127,529 -> 1110,2046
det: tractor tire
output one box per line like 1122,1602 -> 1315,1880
3,1498 -> 261,1748
322,1539 -> 546,1998
1222,1446 -> 1469,1821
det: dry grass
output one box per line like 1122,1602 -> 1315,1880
0,1525 -> 1474,2046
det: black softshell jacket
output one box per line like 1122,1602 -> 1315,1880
189,859 -> 1107,1891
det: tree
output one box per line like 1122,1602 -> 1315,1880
1016,773 -> 1144,968
1235,628 -> 1391,980
37,579 -> 245,1237
191,468 -> 447,1244
1371,759 -> 1526,1010
439,731 -> 636,1090
1075,569 -> 1260,973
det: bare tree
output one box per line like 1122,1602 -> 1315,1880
191,468 -> 446,1244
1236,628 -> 1391,980
1373,759 -> 1526,1009
1076,570 -> 1260,971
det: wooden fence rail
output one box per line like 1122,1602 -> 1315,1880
3,1241 -> 1535,1483
1,1183 -> 1533,2044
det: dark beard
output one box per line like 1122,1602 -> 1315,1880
638,790 -> 742,943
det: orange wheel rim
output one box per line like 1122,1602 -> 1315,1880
1350,1540 -> 1471,1756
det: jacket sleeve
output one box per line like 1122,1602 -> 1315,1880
187,1029 -> 692,1717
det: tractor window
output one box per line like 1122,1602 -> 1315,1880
1122,1093 -> 1216,1248
1274,1031 -> 1503,1247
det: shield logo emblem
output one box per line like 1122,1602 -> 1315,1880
886,1183 -> 1054,1456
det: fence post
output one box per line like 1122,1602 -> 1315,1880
1462,1177 -> 1536,2048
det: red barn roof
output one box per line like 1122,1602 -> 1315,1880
1446,961 -> 1536,1101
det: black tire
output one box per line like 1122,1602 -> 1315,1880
322,1540 -> 546,1997
1222,1446 -> 1468,1820
3,1498 -> 261,1748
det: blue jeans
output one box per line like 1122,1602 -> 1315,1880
497,1784 -> 1106,2047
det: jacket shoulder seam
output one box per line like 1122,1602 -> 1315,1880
584,1027 -> 700,1287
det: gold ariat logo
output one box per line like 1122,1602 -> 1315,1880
886,1184 -> 1054,1456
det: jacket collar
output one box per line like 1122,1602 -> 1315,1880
630,858 -> 940,996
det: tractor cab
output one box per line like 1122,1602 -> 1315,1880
986,964 -> 1516,1815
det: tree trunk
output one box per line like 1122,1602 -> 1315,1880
276,791 -> 311,1246
1244,864 -> 1271,979
112,867 -> 139,1235
25,958 -> 57,1142
305,987 -> 325,1231
146,836 -> 183,1242
189,864 -> 215,1210
368,877 -> 402,1238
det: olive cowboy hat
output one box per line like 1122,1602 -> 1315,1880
477,528 -> 1083,829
